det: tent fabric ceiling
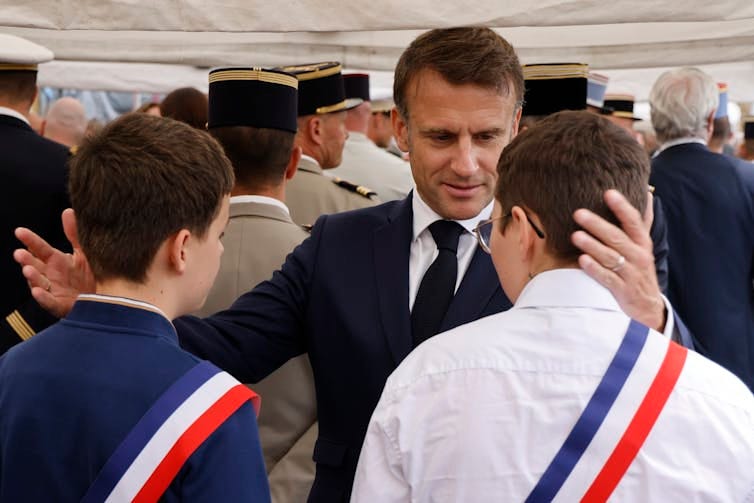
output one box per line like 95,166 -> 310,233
3,0 -> 754,31
2,1 -> 754,99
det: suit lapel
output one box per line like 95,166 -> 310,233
440,245 -> 505,333
373,196 -> 414,365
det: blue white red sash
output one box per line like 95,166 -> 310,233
526,320 -> 687,502
82,360 -> 260,503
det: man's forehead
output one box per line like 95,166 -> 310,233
407,67 -> 510,96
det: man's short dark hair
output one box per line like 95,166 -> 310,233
495,110 -> 649,262
69,113 -> 234,283
209,126 -> 294,191
0,71 -> 36,105
393,27 -> 524,119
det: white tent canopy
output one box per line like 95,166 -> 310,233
3,0 -> 754,100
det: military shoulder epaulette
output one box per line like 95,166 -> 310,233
331,177 -> 377,199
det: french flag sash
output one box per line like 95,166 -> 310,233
82,361 -> 260,503
526,319 -> 687,502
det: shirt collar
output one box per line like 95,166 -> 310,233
411,190 -> 493,240
300,154 -> 320,167
514,269 -> 621,312
230,195 -> 290,215
0,106 -> 30,126
653,137 -> 707,157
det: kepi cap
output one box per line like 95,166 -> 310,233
343,73 -> 370,102
587,72 -> 609,108
0,34 -> 53,72
603,93 -> 642,121
208,67 -> 298,133
522,63 -> 588,117
276,62 -> 362,116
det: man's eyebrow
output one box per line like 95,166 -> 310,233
473,127 -> 506,135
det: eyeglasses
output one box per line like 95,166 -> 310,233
472,210 -> 545,254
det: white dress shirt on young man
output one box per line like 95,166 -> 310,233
352,269 -> 754,502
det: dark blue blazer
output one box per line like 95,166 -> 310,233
176,192 -> 691,501
651,143 -> 754,389
176,195 -> 510,501
0,115 -> 71,354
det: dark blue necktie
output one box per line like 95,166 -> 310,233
411,220 -> 464,348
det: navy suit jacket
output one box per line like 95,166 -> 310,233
176,192 -> 691,501
651,143 -> 754,389
176,195 -> 510,501
0,115 -> 70,354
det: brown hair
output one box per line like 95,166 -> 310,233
393,27 -> 524,119
160,87 -> 208,130
495,110 -> 649,262
0,71 -> 37,105
69,113 -> 234,283
209,126 -> 294,191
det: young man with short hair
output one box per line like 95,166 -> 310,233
353,111 -> 754,500
0,113 -> 270,502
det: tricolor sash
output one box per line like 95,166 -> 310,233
526,319 -> 687,502
82,360 -> 260,503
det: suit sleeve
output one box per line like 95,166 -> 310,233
650,194 -> 670,295
175,215 -> 327,383
179,401 -> 271,502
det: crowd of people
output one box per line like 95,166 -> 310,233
0,26 -> 753,502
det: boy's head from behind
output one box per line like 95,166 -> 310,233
68,113 -> 234,308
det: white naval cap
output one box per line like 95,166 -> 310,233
0,34 -> 54,71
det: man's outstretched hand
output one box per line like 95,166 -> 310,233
14,208 -> 95,318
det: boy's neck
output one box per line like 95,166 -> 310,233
95,278 -> 177,320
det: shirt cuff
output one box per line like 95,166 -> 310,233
660,294 -> 677,341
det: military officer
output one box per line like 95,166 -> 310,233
330,73 -> 414,202
276,62 -> 379,225
197,67 -> 317,502
0,34 -> 71,354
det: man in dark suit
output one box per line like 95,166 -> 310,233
649,67 -> 754,390
0,34 -> 71,354
15,28 -> 689,502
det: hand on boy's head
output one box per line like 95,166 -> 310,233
13,209 -> 95,319
571,189 -> 666,332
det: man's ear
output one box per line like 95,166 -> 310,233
510,206 -> 537,261
511,106 -> 523,139
167,229 -> 192,274
392,108 -> 410,153
61,208 -> 81,250
308,116 -> 324,146
285,146 -> 302,181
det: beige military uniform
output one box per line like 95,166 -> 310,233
286,155 -> 380,226
195,197 -> 316,503
329,132 -> 414,202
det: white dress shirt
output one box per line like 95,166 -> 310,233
0,106 -> 31,126
408,191 -> 492,311
352,269 -> 754,502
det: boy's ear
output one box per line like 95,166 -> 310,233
168,229 -> 192,274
